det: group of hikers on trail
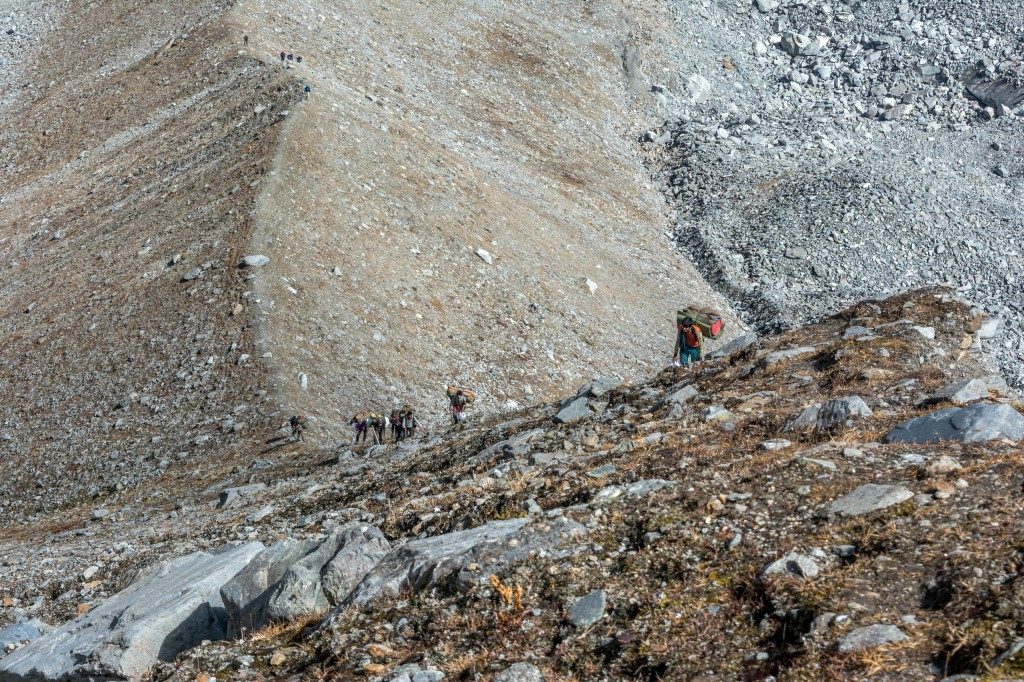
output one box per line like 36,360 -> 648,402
350,412 -> 387,444
345,387 -> 473,445
346,405 -> 421,445
337,387 -> 475,446
288,306 -> 722,445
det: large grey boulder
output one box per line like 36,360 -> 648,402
709,333 -> 757,359
321,524 -> 391,603
884,402 -> 1024,444
338,516 -> 586,608
221,538 -> 318,636
836,624 -> 907,652
577,376 -> 621,398
928,376 -> 1008,405
220,523 -> 390,636
0,543 -> 263,680
816,396 -> 872,431
829,484 -> 913,517
266,564 -> 328,621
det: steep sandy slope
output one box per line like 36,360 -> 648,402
0,0 -> 302,519
235,0 -> 731,434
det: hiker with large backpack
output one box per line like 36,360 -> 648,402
351,413 -> 370,444
289,415 -> 308,442
673,307 -> 724,366
390,409 -> 402,442
400,405 -> 418,440
674,317 -> 704,365
367,413 -> 386,444
447,386 -> 474,425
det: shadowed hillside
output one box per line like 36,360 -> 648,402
0,0 -> 301,519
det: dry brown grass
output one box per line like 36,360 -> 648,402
247,612 -> 323,645
842,640 -> 918,676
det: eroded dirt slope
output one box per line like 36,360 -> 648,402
0,0 -> 302,520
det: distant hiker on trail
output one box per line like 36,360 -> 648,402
296,55 -> 303,63
351,413 -> 370,444
280,51 -> 286,63
447,386 -> 475,425
390,408 -> 402,441
243,35 -> 249,46
674,316 -> 704,366
367,413 -> 386,444
451,392 -> 467,424
400,405 -> 418,441
289,415 -> 307,442
303,84 -> 311,100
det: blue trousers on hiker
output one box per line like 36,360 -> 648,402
678,344 -> 701,365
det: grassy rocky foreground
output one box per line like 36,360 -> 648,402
3,288 -> 1024,681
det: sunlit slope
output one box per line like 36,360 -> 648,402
239,0 -> 731,433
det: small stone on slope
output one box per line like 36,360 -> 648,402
836,624 -> 908,652
569,589 -> 607,628
829,484 -> 913,517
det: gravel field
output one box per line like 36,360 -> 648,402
0,0 -> 63,108
644,0 -> 1023,384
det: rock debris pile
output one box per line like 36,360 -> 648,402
642,0 -> 1024,385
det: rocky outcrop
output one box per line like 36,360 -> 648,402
221,524 -> 390,636
220,539 -> 319,637
0,543 -> 263,680
338,516 -> 586,609
884,402 -> 1024,444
